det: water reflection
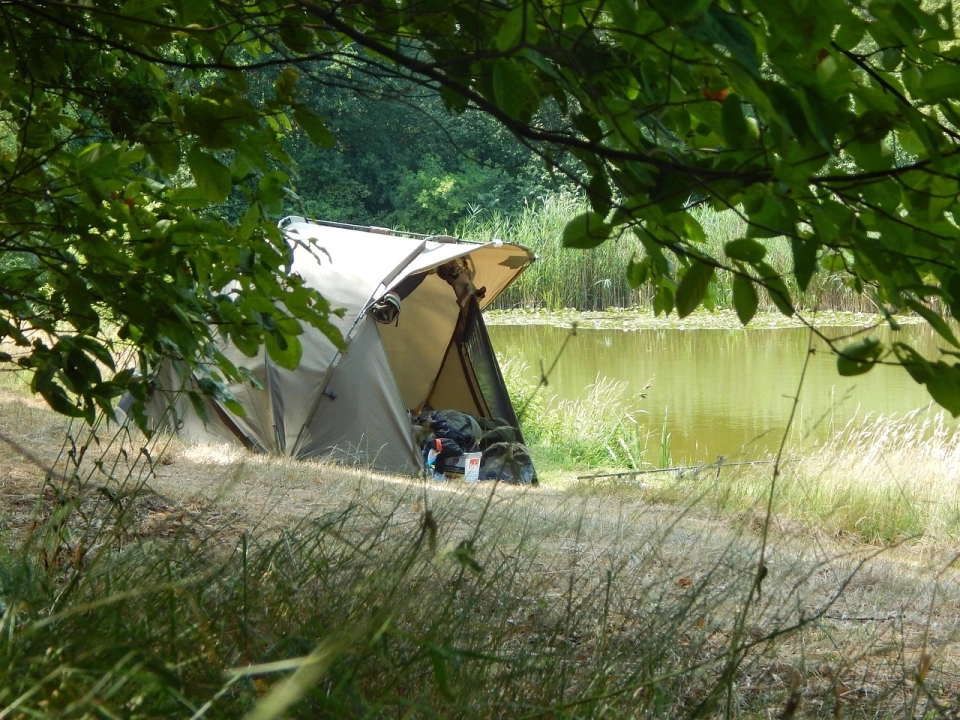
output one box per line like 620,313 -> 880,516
489,323 -> 950,464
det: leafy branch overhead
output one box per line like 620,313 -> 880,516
3,0 -> 960,416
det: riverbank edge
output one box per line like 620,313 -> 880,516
484,307 -> 924,331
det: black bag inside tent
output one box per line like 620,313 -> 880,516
480,442 -> 538,485
415,410 -> 482,451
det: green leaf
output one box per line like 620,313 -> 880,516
796,85 -> 838,154
293,106 -> 334,148
492,60 -> 532,120
265,329 -> 303,370
40,383 -> 86,419
721,94 -> 748,148
139,120 -> 181,175
745,191 -> 797,238
495,6 -> 524,51
819,253 -> 846,272
187,390 -> 211,426
187,146 -> 232,203
923,363 -> 960,416
562,212 -> 612,249
649,0 -> 711,23
573,112 -> 603,142
73,335 -> 115,369
791,236 -> 818,292
683,6 -> 760,78
608,0 -> 639,29
627,256 -> 650,288
278,17 -> 315,54
919,63 -> 960,102
76,142 -> 122,179
903,298 -> 960,348
724,238 -> 766,263
238,203 -> 261,241
168,186 -> 210,208
675,260 -> 714,318
440,85 -> 469,113
732,273 -> 758,325
586,171 -> 612,215
223,398 -> 247,417
837,337 -> 882,376
766,276 -> 794,317
944,274 -> 960,320
258,170 -> 289,216
881,47 -> 902,71
274,67 -> 299,103
681,213 -> 707,245
845,137 -> 894,173
228,324 -> 262,357
653,284 -> 674,316
893,343 -> 960,416
195,375 -> 244,417
63,346 -> 103,390
756,262 -> 793,317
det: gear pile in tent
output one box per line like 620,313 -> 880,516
139,217 -> 538,484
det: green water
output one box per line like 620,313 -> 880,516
489,323 -> 950,464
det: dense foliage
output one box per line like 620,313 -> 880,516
4,0 -> 960,415
285,69 -> 568,229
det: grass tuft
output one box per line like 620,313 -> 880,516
634,409 -> 960,546
502,357 -> 652,471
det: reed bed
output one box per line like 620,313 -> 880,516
460,194 -> 640,310
458,195 -> 875,313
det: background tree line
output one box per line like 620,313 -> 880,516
279,63 -> 574,230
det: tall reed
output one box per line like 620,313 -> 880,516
458,195 -> 875,313
460,193 -> 641,310
501,356 -> 651,470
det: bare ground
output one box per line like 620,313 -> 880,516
3,388 -> 960,716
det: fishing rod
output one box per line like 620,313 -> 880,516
577,458 -> 795,481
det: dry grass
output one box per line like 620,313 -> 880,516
792,410 -> 960,541
3,387 -> 960,717
629,408 -> 960,548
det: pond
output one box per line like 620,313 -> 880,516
488,322 -> 952,465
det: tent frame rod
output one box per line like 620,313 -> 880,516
279,215 -> 481,244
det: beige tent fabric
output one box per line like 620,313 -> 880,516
140,218 -> 535,473
294,319 -> 421,470
376,272 -> 462,410
383,241 -> 529,311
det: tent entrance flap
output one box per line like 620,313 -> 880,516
460,301 -> 523,436
425,300 -> 524,441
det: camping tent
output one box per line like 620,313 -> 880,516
141,217 -> 535,474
